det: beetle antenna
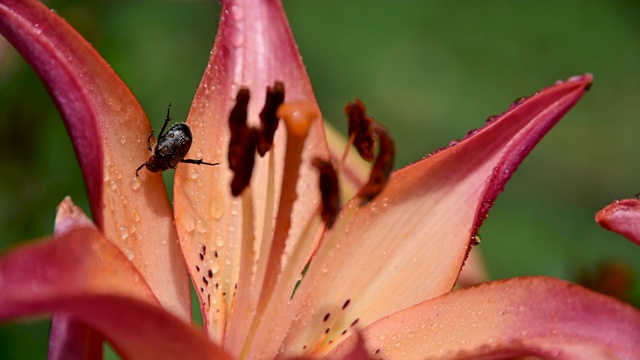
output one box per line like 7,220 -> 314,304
181,159 -> 220,167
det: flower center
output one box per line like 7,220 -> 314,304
223,83 -> 395,357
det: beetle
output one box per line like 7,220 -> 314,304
136,104 -> 219,176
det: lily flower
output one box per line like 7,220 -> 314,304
1,0 -> 639,359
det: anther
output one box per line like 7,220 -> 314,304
228,87 -> 258,196
345,99 -> 375,162
358,123 -> 395,203
257,81 -> 285,156
312,158 -> 341,227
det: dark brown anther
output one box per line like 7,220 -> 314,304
312,158 -> 341,227
230,128 -> 259,196
228,88 -> 258,196
345,99 -> 375,162
358,123 -> 395,203
257,81 -> 285,156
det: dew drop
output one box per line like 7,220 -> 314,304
119,226 -> 129,240
125,249 -> 135,261
210,259 -> 220,274
210,194 -> 225,219
216,235 -> 225,247
119,135 -> 126,144
190,169 -> 199,180
132,208 -> 141,223
321,265 -> 329,274
196,219 -> 207,233
109,180 -> 117,190
130,176 -> 141,190
184,215 -> 196,232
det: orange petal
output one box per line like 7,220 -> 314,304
327,277 -> 640,359
0,0 -> 190,318
270,75 -> 592,357
173,0 -> 329,345
596,198 -> 640,246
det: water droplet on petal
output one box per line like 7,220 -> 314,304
196,219 -> 207,233
119,226 -> 129,240
184,215 -> 196,232
210,193 -> 225,219
130,176 -> 141,190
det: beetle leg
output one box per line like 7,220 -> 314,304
158,103 -> 172,138
135,162 -> 148,177
181,158 -> 220,167
146,132 -> 155,152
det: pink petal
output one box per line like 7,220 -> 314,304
327,277 -> 640,359
0,0 -> 190,318
0,202 -> 232,359
596,198 -> 640,246
173,0 -> 329,344
267,75 -> 592,357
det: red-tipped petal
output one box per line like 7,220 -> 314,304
596,198 -> 640,246
0,202 -> 232,359
327,277 -> 640,359
0,0 -> 190,318
173,0 -> 329,344
272,75 -> 592,357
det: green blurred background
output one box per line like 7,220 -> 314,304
1,0 -> 640,358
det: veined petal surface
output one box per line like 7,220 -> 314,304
327,277 -> 640,359
272,75 -> 593,357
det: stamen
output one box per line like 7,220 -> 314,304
242,101 -> 319,357
312,158 -> 341,228
228,88 -> 259,196
257,81 -> 285,156
345,99 -> 375,162
358,123 -> 395,203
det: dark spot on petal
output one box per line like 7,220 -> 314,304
202,245 -> 207,255
208,269 -> 213,278
200,287 -> 204,292
342,299 -> 351,310
214,250 -> 219,258
375,349 -> 380,354
195,265 -> 200,272
199,253 -> 204,261
350,318 -> 359,327
323,313 -> 330,322
203,276 -> 209,285
325,328 -> 330,334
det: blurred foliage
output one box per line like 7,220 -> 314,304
0,0 -> 639,357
